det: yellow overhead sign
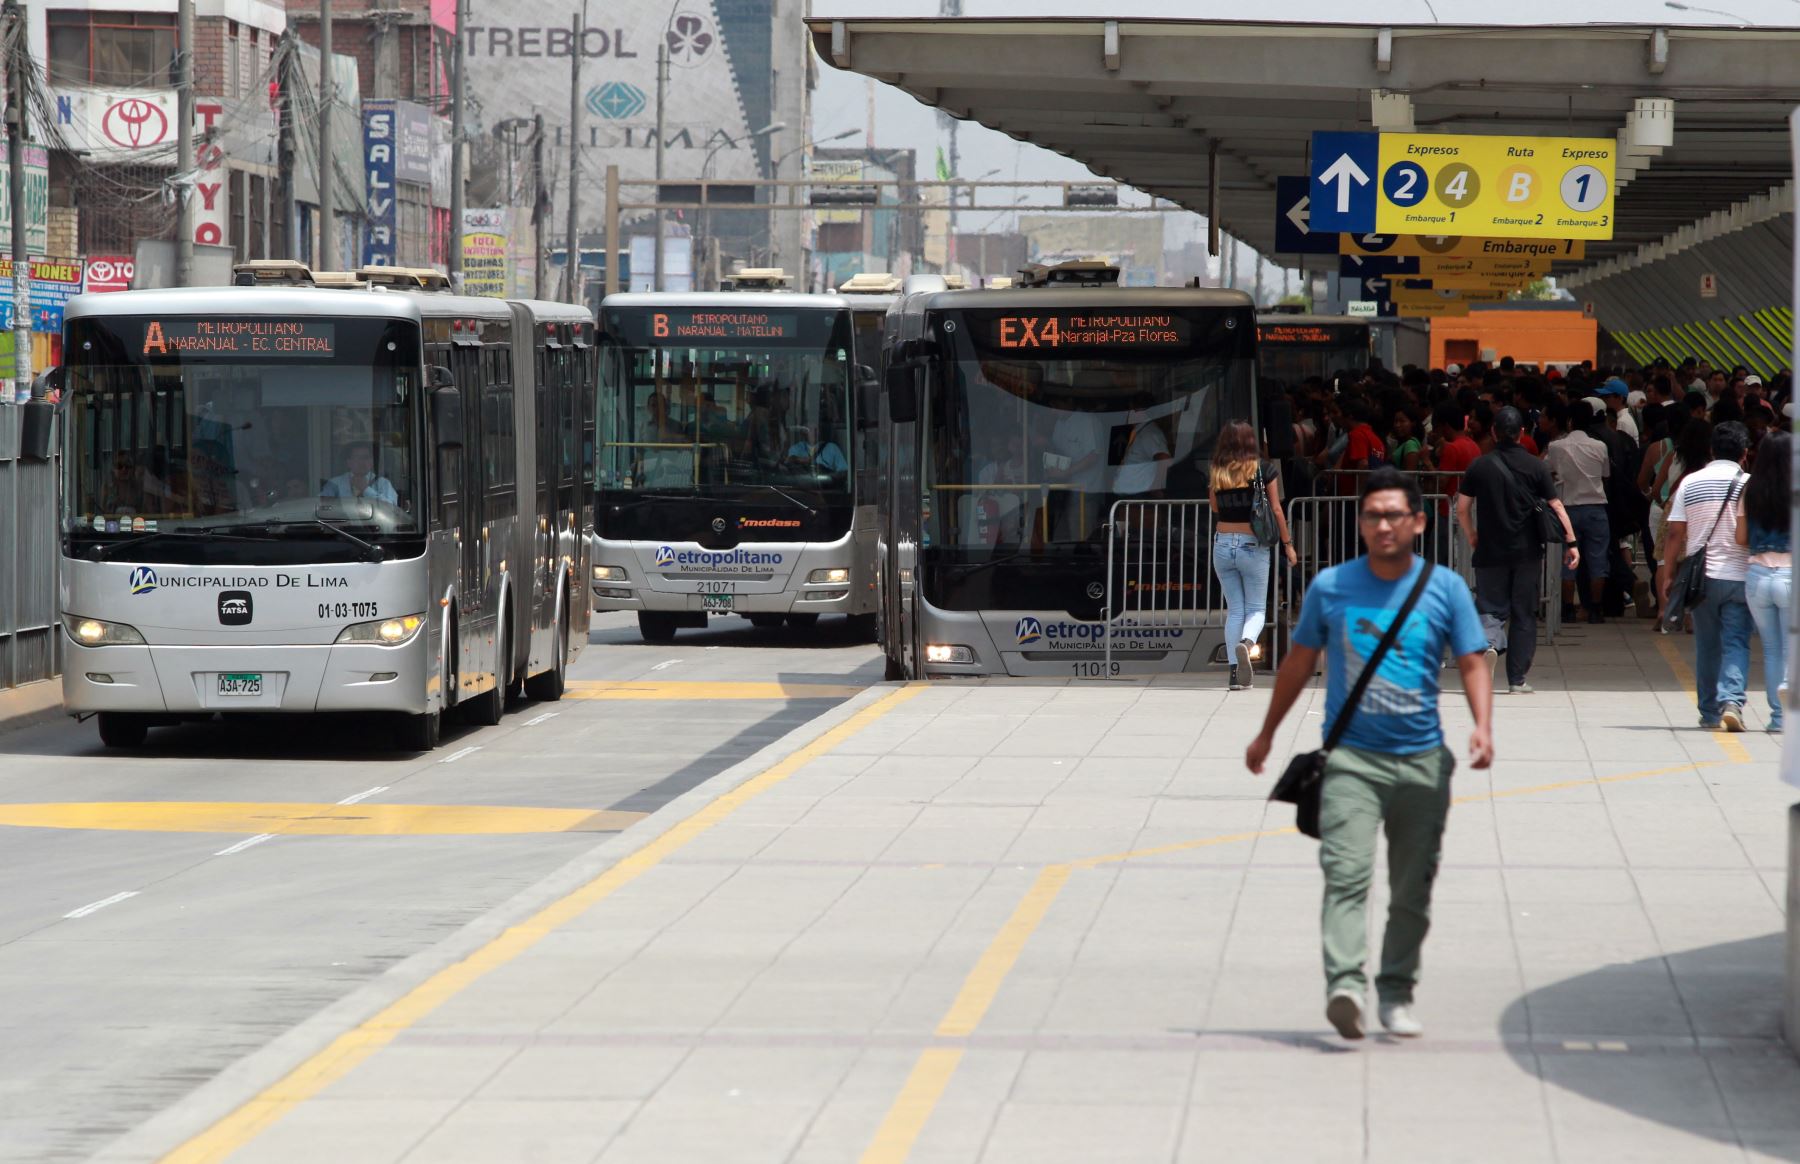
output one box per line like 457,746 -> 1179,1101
1419,255 -> 1552,277
1391,286 -> 1509,305
1341,234 -> 1586,260
1374,133 -> 1616,240
1394,299 -> 1472,318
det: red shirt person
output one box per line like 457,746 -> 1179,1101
1431,403 -> 1482,514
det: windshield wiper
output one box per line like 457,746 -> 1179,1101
256,518 -> 386,562
748,483 -> 819,516
84,527 -> 274,562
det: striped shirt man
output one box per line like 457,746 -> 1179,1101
1668,459 -> 1751,581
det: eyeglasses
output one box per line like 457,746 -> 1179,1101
1359,509 -> 1417,527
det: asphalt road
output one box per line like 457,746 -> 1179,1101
0,612 -> 880,1162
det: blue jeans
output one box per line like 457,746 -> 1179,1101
1692,575 -> 1751,723
1213,532 -> 1272,647
1744,563 -> 1790,729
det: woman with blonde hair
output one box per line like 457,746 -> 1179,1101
1210,420 -> 1297,690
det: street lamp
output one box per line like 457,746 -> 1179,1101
694,122 -> 784,289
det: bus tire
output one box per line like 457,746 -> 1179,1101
846,612 -> 877,642
525,602 -> 568,702
97,712 -> 149,749
465,619 -> 507,727
785,613 -> 820,630
395,710 -> 440,751
638,612 -> 679,644
747,614 -> 784,629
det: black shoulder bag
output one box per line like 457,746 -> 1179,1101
1491,451 -> 1565,546
1269,562 -> 1436,838
1661,472 -> 1745,631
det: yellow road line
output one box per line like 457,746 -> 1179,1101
935,865 -> 1071,1038
0,802 -> 647,836
1652,634 -> 1754,762
565,680 -> 865,701
856,1048 -> 966,1164
160,686 -> 922,1164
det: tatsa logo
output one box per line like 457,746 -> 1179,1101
128,566 -> 159,595
1015,617 -> 1044,645
654,545 -> 677,567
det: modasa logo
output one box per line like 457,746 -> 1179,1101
128,566 -> 159,595
1015,617 -> 1044,645
654,545 -> 677,568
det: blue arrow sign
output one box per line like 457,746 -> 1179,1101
1309,132 -> 1379,233
1338,255 -> 1419,279
1273,176 -> 1339,255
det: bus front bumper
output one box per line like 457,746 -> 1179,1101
62,637 -> 433,716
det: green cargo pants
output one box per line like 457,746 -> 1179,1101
1317,743 -> 1455,1004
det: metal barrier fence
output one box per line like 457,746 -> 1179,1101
1100,490 -> 1568,677
0,408 -> 59,689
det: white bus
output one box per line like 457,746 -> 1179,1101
591,277 -> 881,642
59,265 -> 594,749
877,268 -> 1259,679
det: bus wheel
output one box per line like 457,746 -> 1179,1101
395,710 -> 440,751
785,613 -> 820,630
465,621 -> 508,727
747,614 -> 784,629
638,612 -> 679,644
97,712 -> 149,749
846,612 -> 877,642
525,603 -> 568,702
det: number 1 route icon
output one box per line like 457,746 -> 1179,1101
1308,131 -> 1380,234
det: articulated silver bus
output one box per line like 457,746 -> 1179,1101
878,273 -> 1259,679
59,265 -> 594,749
592,276 -> 880,642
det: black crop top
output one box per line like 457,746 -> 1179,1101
1213,461 -> 1276,524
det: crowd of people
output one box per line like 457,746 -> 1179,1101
1237,355 -> 1793,730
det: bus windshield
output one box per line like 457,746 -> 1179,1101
930,306 -> 1255,555
599,306 -> 855,497
65,314 -> 423,552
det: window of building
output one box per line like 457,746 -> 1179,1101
48,11 -> 180,88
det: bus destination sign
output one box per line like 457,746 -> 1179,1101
987,311 -> 1192,350
650,310 -> 798,342
140,319 -> 337,358
1259,325 -> 1342,345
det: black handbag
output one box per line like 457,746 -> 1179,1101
1662,473 -> 1744,631
1492,451 -> 1565,546
1250,464 -> 1278,548
1269,562 -> 1436,838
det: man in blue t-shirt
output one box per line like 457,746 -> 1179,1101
1247,467 -> 1494,1041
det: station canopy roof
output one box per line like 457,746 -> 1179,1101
805,12 -> 1800,276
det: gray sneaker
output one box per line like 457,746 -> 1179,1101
1378,1001 -> 1424,1038
1326,988 -> 1365,1040
1508,681 -> 1535,695
1721,704 -> 1746,733
1699,718 -> 1723,730
1234,640 -> 1255,690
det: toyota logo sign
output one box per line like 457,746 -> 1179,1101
100,98 -> 171,149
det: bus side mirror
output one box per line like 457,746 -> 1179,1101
429,365 -> 455,390
18,399 -> 55,461
431,386 -> 464,450
856,365 -> 880,431
885,364 -> 918,424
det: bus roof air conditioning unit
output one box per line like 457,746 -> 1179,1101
232,259 -> 315,287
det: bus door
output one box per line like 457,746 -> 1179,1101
453,342 -> 486,636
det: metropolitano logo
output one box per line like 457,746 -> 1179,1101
128,566 -> 159,595
654,545 -> 677,568
1015,617 -> 1044,646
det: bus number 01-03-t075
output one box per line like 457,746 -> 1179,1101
320,602 -> 378,620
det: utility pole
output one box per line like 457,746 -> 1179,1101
652,42 -> 667,291
447,0 -> 466,284
2,0 -> 26,400
562,7 -> 583,303
318,0 -> 335,268
276,32 -> 298,259
531,112 -> 547,299
604,164 -> 619,296
175,0 -> 194,286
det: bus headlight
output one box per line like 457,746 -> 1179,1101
336,613 -> 426,646
593,565 -> 628,582
925,644 -> 975,664
63,615 -> 145,646
808,568 -> 850,584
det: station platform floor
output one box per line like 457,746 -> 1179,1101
117,619 -> 1800,1164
